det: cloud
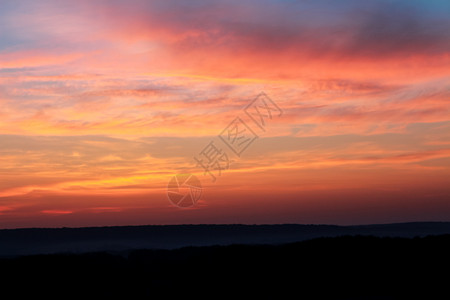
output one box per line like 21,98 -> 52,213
3,0 -> 449,79
41,209 -> 73,215
0,0 -> 449,227
347,2 -> 450,58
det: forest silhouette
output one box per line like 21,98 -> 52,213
1,234 -> 449,298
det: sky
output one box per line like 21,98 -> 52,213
0,0 -> 449,228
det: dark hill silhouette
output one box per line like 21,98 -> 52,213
1,234 -> 449,298
1,222 -> 450,256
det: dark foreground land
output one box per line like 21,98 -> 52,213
1,234 -> 449,299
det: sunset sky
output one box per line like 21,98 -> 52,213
0,0 -> 449,228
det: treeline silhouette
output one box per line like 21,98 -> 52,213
2,222 -> 450,256
1,235 -> 449,298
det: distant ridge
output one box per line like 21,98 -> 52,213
1,222 -> 450,256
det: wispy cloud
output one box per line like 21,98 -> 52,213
0,0 -> 449,226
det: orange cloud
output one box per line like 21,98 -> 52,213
0,0 -> 449,227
